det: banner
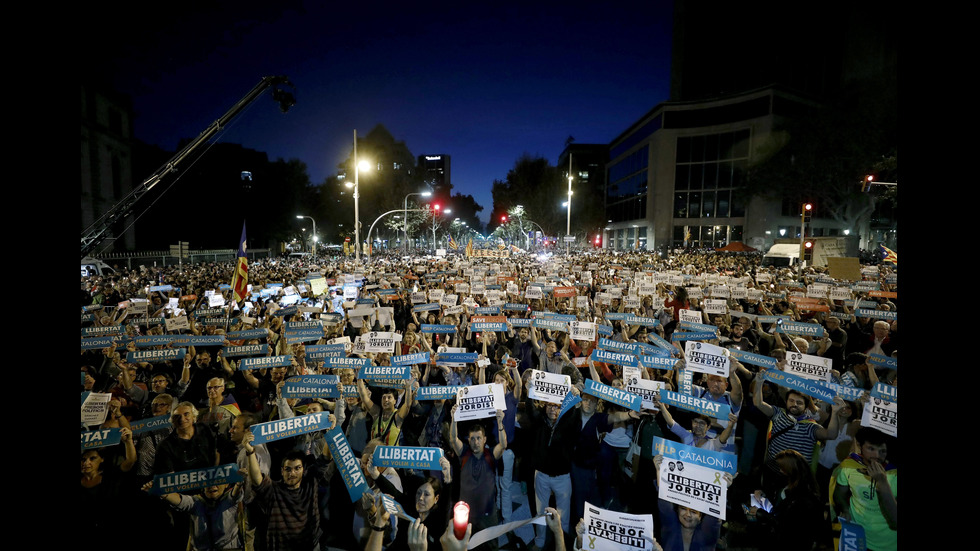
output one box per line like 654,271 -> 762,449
583,502 -> 655,551
131,414 -> 172,435
776,321 -> 826,338
226,329 -> 270,340
150,463 -> 242,496
454,383 -> 506,422
526,369 -> 572,404
325,426 -> 370,502
838,518 -> 867,551
590,348 -> 639,368
598,338 -> 639,355
305,343 -> 348,360
583,378 -> 641,411
372,446 -> 443,470
508,317 -> 532,328
683,341 -> 730,377
867,354 -> 898,370
727,349 -> 777,370
762,369 -> 835,404
421,324 -> 457,334
282,375 -> 341,399
472,322 -> 507,332
671,331 -> 716,342
222,344 -> 269,358
677,320 -> 718,333
81,427 -> 122,449
785,351 -> 832,382
239,355 -> 293,370
532,318 -> 568,331
658,389 -> 730,420
251,411 -> 335,445
653,437 -> 734,520
326,356 -> 372,370
417,385 -> 463,400
557,391 -> 582,422
870,382 -> 897,403
81,336 -> 117,350
679,309 -> 703,324
435,352 -> 478,364
640,355 -> 681,370
366,331 -> 399,353
861,397 -> 897,436
413,303 -> 441,312
392,352 -> 430,366
854,309 -> 897,321
358,364 -> 411,381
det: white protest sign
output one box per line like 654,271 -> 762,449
525,287 -> 543,299
785,351 -> 832,382
830,287 -> 852,301
861,398 -> 898,436
344,286 -> 359,300
526,369 -> 572,404
440,294 -> 458,307
81,392 -> 112,425
583,502 -> 655,551
454,383 -> 506,422
684,341 -> 731,377
208,294 -> 226,307
679,309 -> 703,324
623,368 -> 666,411
366,332 -> 399,353
703,299 -> 727,315
429,289 -> 445,302
165,316 -> 190,332
656,440 -> 731,520
569,320 -> 597,341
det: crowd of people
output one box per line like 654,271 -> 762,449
81,249 -> 898,551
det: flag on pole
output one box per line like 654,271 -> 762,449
879,244 -> 898,264
497,243 -> 506,250
230,222 -> 248,303
448,236 -> 458,250
466,238 -> 473,258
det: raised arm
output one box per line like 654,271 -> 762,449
492,409 -> 507,459
752,374 -> 775,418
448,404 -> 464,457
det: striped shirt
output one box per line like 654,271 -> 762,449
765,407 -> 819,471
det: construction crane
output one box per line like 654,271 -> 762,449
81,75 -> 296,257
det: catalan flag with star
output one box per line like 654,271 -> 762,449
465,238 -> 474,258
879,244 -> 898,265
230,222 -> 249,303
448,235 -> 458,250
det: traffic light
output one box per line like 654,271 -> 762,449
861,175 -> 874,192
501,215 -> 507,223
802,203 -> 813,222
594,235 -> 601,248
803,240 -> 814,263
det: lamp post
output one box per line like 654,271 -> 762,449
347,130 -> 371,262
566,153 -> 573,254
404,191 -> 432,253
296,215 -> 317,255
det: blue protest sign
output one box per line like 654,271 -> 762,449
81,427 -> 122,450
652,436 -> 736,475
282,375 -> 341,399
583,379 -> 641,411
727,349 -> 778,369
251,411 -> 335,445
130,415 -> 172,435
435,352 -> 478,364
150,463 -> 243,495
421,324 -> 457,333
305,343 -> 348,360
325,427 -> 370,502
393,352 -> 430,366
127,348 -> 186,363
326,356 -> 372,370
240,355 -> 293,370
658,389 -> 730,420
221,344 -> 269,358
359,364 -> 411,380
590,349 -> 639,367
372,446 -> 443,470
762,370 -> 835,404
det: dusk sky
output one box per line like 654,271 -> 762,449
88,1 -> 674,226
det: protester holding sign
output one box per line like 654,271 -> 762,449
653,454 -> 732,551
450,406 -> 507,550
141,480 -> 245,551
358,378 -> 416,446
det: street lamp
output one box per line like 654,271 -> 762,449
566,153 -> 573,254
346,129 -> 371,262
296,215 -> 317,254
404,191 -> 432,253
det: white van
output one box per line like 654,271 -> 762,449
81,257 -> 116,277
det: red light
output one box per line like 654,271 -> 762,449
804,203 -> 812,211
434,204 -> 441,212
501,215 -> 507,222
805,241 -> 813,248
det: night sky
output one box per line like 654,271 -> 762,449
86,1 -> 674,226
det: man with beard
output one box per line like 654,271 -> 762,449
752,375 -> 846,499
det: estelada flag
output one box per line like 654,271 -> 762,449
230,222 -> 248,303
466,238 -> 473,258
879,244 -> 898,264
448,236 -> 458,250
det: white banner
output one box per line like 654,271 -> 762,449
526,369 -> 572,404
703,299 -> 727,315
583,502 -> 656,551
784,351 -> 832,382
861,398 -> 897,437
657,449 -> 729,520
569,320 -> 597,341
454,383 -> 506,422
81,392 -> 112,426
684,341 -> 731,377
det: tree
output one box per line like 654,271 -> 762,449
489,154 -> 566,235
746,76 -> 897,235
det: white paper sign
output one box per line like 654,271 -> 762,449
526,369 -> 572,404
583,502 -> 656,551
861,398 -> 897,436
703,299 -> 727,315
684,341 -> 731,377
569,320 -> 597,341
679,309 -> 703,324
657,451 -> 729,520
165,316 -> 190,331
208,294 -> 226,307
81,392 -> 113,425
784,351 -> 832,382
526,287 -> 543,299
454,383 -> 506,422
